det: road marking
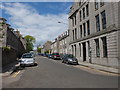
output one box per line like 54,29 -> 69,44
91,69 -> 120,76
74,65 -> 119,76
11,71 -> 21,78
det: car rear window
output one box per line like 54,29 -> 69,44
55,53 -> 59,55
52,53 -> 59,55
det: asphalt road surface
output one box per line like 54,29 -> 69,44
2,56 -> 118,88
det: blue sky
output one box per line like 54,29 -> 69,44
1,2 -> 73,47
29,2 -> 72,14
2,2 -> 72,24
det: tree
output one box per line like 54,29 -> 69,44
24,35 -> 36,52
44,50 -> 51,54
37,48 -> 41,53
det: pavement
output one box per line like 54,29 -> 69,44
1,61 -> 20,77
78,61 -> 119,74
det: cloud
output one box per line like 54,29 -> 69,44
2,2 -> 69,47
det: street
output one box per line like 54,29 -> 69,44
2,56 -> 118,88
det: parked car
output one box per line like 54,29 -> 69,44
45,54 -> 49,57
62,54 -> 78,65
51,53 -> 61,60
40,53 -> 44,56
19,53 -> 35,66
60,54 -> 64,60
29,51 -> 35,57
38,53 -> 41,55
43,54 -> 47,57
48,54 -> 52,58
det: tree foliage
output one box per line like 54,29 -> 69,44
24,35 -> 36,52
44,50 -> 51,54
37,48 -> 42,53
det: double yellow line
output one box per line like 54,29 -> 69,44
74,65 -> 119,76
11,71 -> 21,78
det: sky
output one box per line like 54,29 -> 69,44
1,2 -> 73,48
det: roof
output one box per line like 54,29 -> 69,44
0,17 -> 7,21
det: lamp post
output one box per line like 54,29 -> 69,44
58,21 -> 68,25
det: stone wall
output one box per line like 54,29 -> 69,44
2,29 -> 26,67
0,48 -> 2,68
2,48 -> 17,67
7,29 -> 26,58
118,1 -> 120,69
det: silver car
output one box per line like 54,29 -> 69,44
19,53 -> 35,66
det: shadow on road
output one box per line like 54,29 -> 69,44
10,62 -> 38,75
67,64 -> 79,66
2,61 -> 19,73
21,62 -> 38,67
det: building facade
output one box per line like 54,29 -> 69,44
69,1 -> 120,68
59,30 -> 70,54
43,41 -> 52,53
40,46 -> 44,54
51,30 -> 70,54
51,38 -> 59,53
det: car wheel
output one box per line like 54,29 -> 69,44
65,61 -> 68,64
20,64 -> 24,67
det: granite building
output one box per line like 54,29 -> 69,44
51,30 -> 70,54
59,30 -> 70,54
51,38 -> 59,53
43,41 -> 52,53
69,1 -> 120,68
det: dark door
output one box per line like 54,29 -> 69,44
83,42 -> 86,61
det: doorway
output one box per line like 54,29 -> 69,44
82,42 -> 86,62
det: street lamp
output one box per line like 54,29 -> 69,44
58,21 -> 68,25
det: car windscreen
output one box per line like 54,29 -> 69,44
22,54 -> 33,58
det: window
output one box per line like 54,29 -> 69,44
87,41 -> 90,57
74,44 -> 76,57
72,30 -> 74,40
102,37 -> 107,57
86,4 -> 89,17
95,0 -> 99,10
72,18 -> 74,27
83,23 -> 86,36
80,11 -> 82,22
79,2 -> 82,6
95,39 -> 100,57
72,45 -> 74,55
74,16 -> 77,25
101,11 -> 106,29
87,20 -> 90,35
100,0 -> 104,7
95,14 -> 100,32
83,7 -> 85,19
79,43 -> 81,57
80,25 -> 82,38
75,28 -> 77,39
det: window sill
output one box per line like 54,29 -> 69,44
102,57 -> 108,58
95,8 -> 99,11
100,4 -> 104,7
